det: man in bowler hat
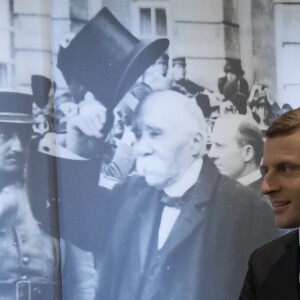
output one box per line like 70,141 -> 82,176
239,107 -> 300,299
0,92 -> 60,300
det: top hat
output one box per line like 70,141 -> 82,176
0,92 -> 35,124
224,59 -> 244,76
172,57 -> 186,67
57,7 -> 169,111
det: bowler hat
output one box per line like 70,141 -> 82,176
0,92 -> 35,124
172,57 -> 186,67
57,7 -> 169,111
224,59 -> 244,76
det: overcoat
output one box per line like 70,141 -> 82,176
96,156 -> 279,300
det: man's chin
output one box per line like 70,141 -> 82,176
144,175 -> 166,189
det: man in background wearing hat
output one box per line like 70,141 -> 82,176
171,57 -> 205,96
218,58 -> 249,99
151,53 -> 169,78
0,92 -> 60,300
171,56 -> 212,118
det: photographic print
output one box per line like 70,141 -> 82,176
0,0 -> 299,299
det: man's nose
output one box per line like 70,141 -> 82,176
261,171 -> 279,195
134,135 -> 152,156
10,134 -> 24,151
208,143 -> 217,159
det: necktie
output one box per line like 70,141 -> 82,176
158,193 -> 182,250
161,193 -> 183,209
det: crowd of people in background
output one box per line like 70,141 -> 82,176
0,6 -> 294,300
35,49 -> 293,193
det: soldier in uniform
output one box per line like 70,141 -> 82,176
171,57 -> 205,96
0,92 -> 60,300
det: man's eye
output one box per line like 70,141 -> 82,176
278,165 -> 294,175
133,131 -> 141,140
149,131 -> 161,137
260,166 -> 268,176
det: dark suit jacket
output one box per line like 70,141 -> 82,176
239,230 -> 299,300
97,156 -> 279,300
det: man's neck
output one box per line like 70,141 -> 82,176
236,162 -> 258,180
164,157 -> 203,197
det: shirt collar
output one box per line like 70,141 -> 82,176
164,157 -> 203,197
237,168 -> 262,186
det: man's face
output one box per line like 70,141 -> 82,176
132,97 -> 196,189
209,122 -> 245,179
172,64 -> 186,81
0,123 -> 31,175
154,62 -> 168,77
261,129 -> 300,228
226,72 -> 237,82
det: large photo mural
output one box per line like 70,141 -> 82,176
0,0 -> 299,299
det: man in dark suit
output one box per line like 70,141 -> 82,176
239,107 -> 300,299
94,91 -> 279,300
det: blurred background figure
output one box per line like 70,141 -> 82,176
249,84 -> 275,133
218,59 -> 250,116
0,92 -> 60,299
218,59 -> 249,100
31,75 -> 56,135
152,53 -> 169,77
171,56 -> 206,97
209,114 -> 264,192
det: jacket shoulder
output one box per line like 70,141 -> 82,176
253,229 -> 298,258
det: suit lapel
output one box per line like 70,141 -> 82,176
261,231 -> 299,300
155,156 -> 220,261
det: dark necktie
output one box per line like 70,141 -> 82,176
161,193 -> 183,209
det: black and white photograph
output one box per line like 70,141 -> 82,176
0,0 -> 299,299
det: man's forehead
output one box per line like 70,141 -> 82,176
263,134 -> 300,163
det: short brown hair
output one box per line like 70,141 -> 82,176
265,107 -> 300,138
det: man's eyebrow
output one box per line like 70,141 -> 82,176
145,124 -> 163,132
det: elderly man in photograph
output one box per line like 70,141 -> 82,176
0,92 -> 60,300
239,107 -> 300,300
89,90 -> 278,300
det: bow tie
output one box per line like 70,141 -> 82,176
161,193 -> 183,209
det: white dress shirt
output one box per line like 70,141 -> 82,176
158,158 -> 203,249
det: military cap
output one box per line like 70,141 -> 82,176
172,57 -> 186,67
0,92 -> 35,124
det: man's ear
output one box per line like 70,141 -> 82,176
191,132 -> 205,157
242,144 -> 254,162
